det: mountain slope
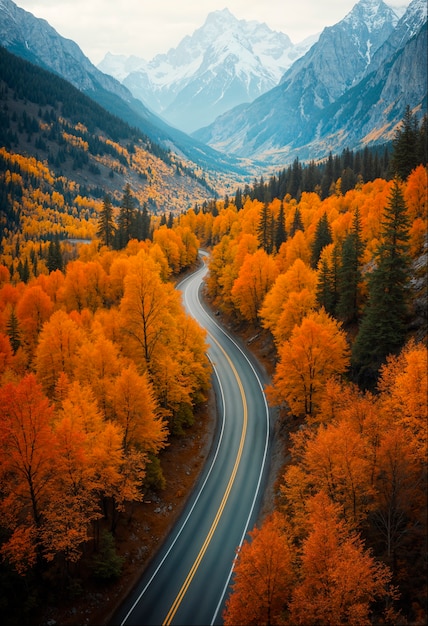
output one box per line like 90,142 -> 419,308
194,0 -> 425,162
298,20 -> 428,160
0,45 -> 217,216
0,0 -> 246,176
99,9 -> 316,134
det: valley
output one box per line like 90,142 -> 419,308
0,1 -> 426,625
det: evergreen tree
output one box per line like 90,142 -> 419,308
6,308 -> 21,353
274,201 -> 287,251
116,184 -> 136,249
97,194 -> 116,247
321,152 -> 334,198
362,147 -> 374,181
47,236 -> 63,273
290,206 -> 304,237
390,106 -> 420,180
289,158 -> 302,199
140,202 -> 151,241
235,188 -> 243,210
337,207 -> 365,323
329,243 -> 341,316
315,244 -> 340,316
302,160 -> 320,192
311,212 -> 332,269
17,257 -> 30,283
257,202 -> 273,253
352,179 -> 410,387
91,530 -> 124,580
316,258 -> 335,314
341,167 -> 357,194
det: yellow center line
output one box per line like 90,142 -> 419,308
162,334 -> 247,626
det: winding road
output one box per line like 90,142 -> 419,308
112,254 -> 271,626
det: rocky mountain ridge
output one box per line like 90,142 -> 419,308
0,0 -> 245,176
194,0 -> 426,163
98,9 -> 317,133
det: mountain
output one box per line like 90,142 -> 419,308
367,0 -> 427,71
0,0 -> 246,177
298,18 -> 427,160
194,0 -> 426,163
98,9 -> 317,134
0,45 -> 217,215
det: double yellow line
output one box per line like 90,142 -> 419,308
162,336 -> 248,626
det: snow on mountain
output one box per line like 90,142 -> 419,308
194,0 -> 405,161
98,9 -> 316,133
0,0 -> 246,175
368,0 -> 427,71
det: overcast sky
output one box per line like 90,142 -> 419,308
15,0 -> 410,64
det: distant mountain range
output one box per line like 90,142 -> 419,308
0,0 -> 427,171
98,9 -> 317,133
194,0 -> 427,163
0,0 -> 245,176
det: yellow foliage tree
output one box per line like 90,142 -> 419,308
269,309 -> 350,417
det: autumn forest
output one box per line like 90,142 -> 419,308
0,44 -> 427,626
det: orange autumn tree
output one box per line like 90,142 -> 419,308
273,288 -> 317,344
108,362 -> 167,455
371,425 -> 425,567
283,420 -> 373,527
42,399 -> 103,567
35,309 -> 85,396
289,492 -> 397,626
260,258 -> 317,343
60,259 -> 109,313
223,512 -> 294,626
0,332 -> 14,379
148,313 -> 210,435
269,309 -> 350,417
15,285 -> 54,359
0,374 -> 57,574
377,339 -> 427,455
74,333 -> 124,416
56,380 -> 144,533
119,250 -> 181,367
231,249 -> 279,324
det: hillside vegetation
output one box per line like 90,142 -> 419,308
0,45 -> 216,223
190,115 -> 426,624
0,42 -> 426,626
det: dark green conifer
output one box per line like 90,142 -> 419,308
321,152 -> 334,198
47,236 -> 63,273
257,202 -> 273,253
316,258 -> 335,314
290,206 -> 304,237
390,106 -> 420,180
116,184 -> 136,249
337,207 -> 365,323
140,203 -> 151,241
352,178 -> 410,387
274,201 -> 287,251
315,243 -> 340,316
311,212 -> 332,269
6,308 -> 21,353
97,194 -> 116,248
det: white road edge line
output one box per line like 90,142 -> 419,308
120,353 -> 226,625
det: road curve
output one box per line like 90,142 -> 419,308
112,254 -> 271,626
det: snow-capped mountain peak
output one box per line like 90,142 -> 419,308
343,0 -> 399,33
194,0 -> 426,163
98,9 -> 314,133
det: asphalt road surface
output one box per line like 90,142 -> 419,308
112,254 -> 271,626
